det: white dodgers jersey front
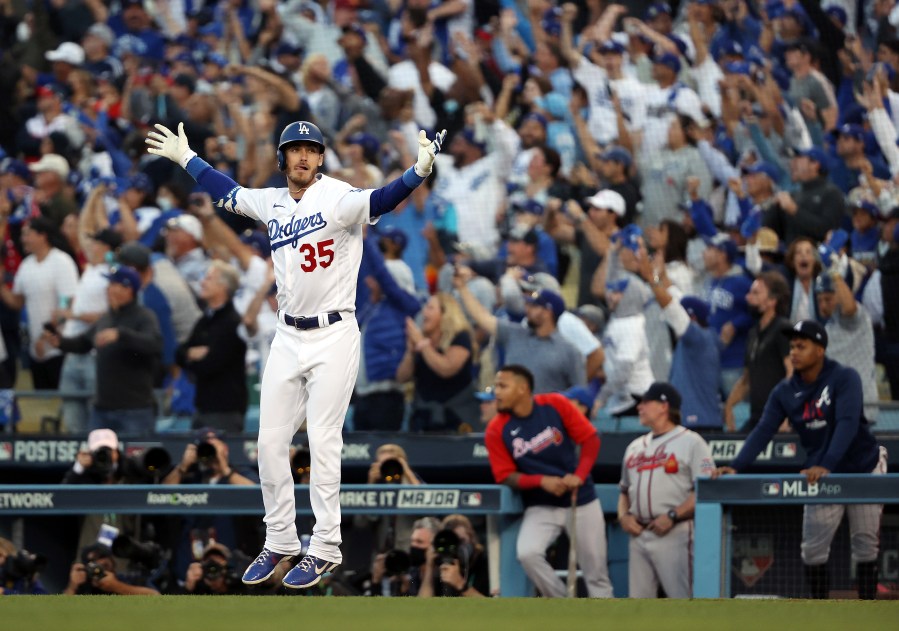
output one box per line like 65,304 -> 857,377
228,174 -> 376,316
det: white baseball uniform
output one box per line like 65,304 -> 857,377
224,173 -> 377,564
619,426 -> 715,598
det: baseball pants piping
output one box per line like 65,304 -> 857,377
257,317 -> 359,564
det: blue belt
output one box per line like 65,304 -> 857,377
283,311 -> 342,330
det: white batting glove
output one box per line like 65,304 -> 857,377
413,129 -> 447,177
145,122 -> 197,169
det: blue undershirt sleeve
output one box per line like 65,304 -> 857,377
185,157 -> 242,202
368,167 -> 425,218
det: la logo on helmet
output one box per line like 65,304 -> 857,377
298,123 -> 310,134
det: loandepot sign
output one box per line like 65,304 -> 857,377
0,492 -> 54,508
146,492 -> 210,507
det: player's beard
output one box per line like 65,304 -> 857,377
286,166 -> 318,192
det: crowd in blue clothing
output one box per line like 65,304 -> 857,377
0,0 -> 898,436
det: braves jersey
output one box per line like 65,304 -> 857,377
224,174 -> 375,317
485,393 -> 598,508
732,358 -> 880,473
619,426 -> 714,523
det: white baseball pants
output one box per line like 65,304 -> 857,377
257,316 -> 359,564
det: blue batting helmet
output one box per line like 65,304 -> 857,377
277,121 -> 325,171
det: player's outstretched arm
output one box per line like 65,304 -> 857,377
367,129 -> 446,219
145,122 -> 249,218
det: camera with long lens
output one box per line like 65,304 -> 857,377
196,440 -> 218,465
0,550 -> 47,585
121,447 -> 172,483
200,559 -> 242,587
111,535 -> 163,569
291,446 -> 311,483
88,446 -> 115,477
378,458 -> 404,484
382,549 -> 410,577
432,529 -> 472,569
84,560 -> 106,582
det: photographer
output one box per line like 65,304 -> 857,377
63,544 -> 159,595
182,543 -> 247,595
162,429 -> 256,580
161,428 -> 255,486
63,428 -> 121,484
358,444 -> 422,558
0,538 -> 48,595
366,444 -> 422,486
419,515 -> 488,598
369,517 -> 440,597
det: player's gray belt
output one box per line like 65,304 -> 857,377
282,311 -> 342,330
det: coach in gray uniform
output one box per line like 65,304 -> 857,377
618,383 -> 715,598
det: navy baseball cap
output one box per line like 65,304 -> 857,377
836,123 -> 865,141
513,200 -> 545,216
742,161 -> 779,182
784,319 -> 828,348
796,146 -> 829,173
704,233 -> 738,263
474,386 -> 495,402
521,112 -> 548,129
724,61 -> 751,76
600,146 -> 632,168
91,228 -> 123,249
598,40 -> 626,55
562,386 -> 595,410
641,382 -> 682,410
240,229 -> 271,258
274,42 -> 304,57
680,296 -> 710,326
525,289 -> 566,320
458,128 -> 486,153
716,40 -> 744,60
104,265 -> 142,290
645,2 -> 672,20
825,6 -> 847,26
379,227 -> 408,251
1,158 -> 31,182
653,52 -> 681,74
851,200 -> 880,219
813,274 -> 836,294
127,172 -> 155,195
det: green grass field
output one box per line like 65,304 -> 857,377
0,597 -> 896,631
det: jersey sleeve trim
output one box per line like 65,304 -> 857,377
484,415 -> 516,483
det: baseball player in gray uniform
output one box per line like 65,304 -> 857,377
146,120 -> 445,589
618,382 -> 715,598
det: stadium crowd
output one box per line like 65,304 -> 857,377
0,0 -> 897,598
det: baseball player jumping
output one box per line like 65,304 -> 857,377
715,320 -> 887,599
146,120 -> 445,589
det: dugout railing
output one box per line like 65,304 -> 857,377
695,474 -> 899,598
0,483 -> 624,597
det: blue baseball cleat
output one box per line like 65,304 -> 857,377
282,554 -> 339,589
242,548 -> 294,585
